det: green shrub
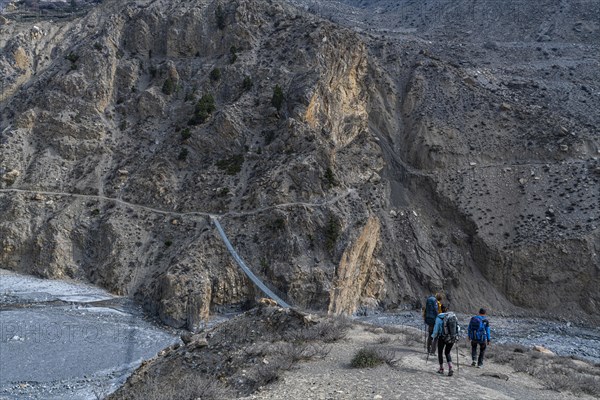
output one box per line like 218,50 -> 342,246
229,46 -> 238,63
180,128 -> 191,141
210,68 -> 221,81
162,78 -> 176,95
216,154 -> 244,175
93,42 -> 102,51
189,93 -> 216,125
65,52 -> 79,63
178,148 -> 189,161
242,75 -> 253,91
271,84 -> 284,111
271,217 -> 285,231
184,91 -> 195,102
350,348 -> 385,368
325,217 -> 340,252
215,5 -> 225,30
164,240 -> 173,247
263,130 -> 275,145
324,167 -> 337,187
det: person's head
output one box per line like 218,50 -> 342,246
441,304 -> 448,313
479,308 -> 486,315
435,293 -> 443,301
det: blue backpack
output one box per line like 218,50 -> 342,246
468,316 -> 487,343
424,296 -> 438,325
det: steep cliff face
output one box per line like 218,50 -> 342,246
0,0 -> 598,328
0,0 -> 387,328
328,216 -> 384,315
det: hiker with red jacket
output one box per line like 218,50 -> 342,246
468,308 -> 491,368
431,304 -> 460,376
423,293 -> 443,354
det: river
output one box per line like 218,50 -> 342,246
0,269 -> 179,400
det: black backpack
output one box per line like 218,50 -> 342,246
441,312 -> 460,343
424,296 -> 438,325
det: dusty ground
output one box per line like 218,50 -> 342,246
239,324 -> 597,400
110,306 -> 600,400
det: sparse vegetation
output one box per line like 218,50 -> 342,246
284,317 -> 351,344
216,154 -> 244,175
487,344 -> 600,397
271,84 -> 284,111
164,240 -> 173,247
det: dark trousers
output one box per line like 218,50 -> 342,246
427,324 -> 435,353
471,341 -> 487,365
438,339 -> 453,366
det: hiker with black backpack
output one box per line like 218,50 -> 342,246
423,293 -> 442,355
468,308 -> 491,368
431,304 -> 460,376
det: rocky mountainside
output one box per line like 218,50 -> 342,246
0,0 -> 598,329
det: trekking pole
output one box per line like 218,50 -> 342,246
456,345 -> 459,374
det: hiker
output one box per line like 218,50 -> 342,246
468,308 -> 491,368
423,293 -> 442,354
431,304 -> 460,376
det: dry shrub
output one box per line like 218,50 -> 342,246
377,336 -> 392,344
285,316 -> 350,343
122,373 -> 233,400
350,346 -> 398,369
541,367 -> 600,396
351,347 -> 386,368
253,354 -> 295,386
486,343 -> 600,397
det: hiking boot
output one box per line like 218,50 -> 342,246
448,369 -> 454,377
437,368 -> 444,375
471,361 -> 476,367
477,364 -> 483,369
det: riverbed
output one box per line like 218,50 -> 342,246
0,269 -> 179,400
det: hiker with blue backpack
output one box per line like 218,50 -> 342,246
468,308 -> 491,368
431,304 -> 460,376
423,293 -> 443,354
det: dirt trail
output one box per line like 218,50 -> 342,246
240,325 -> 595,400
